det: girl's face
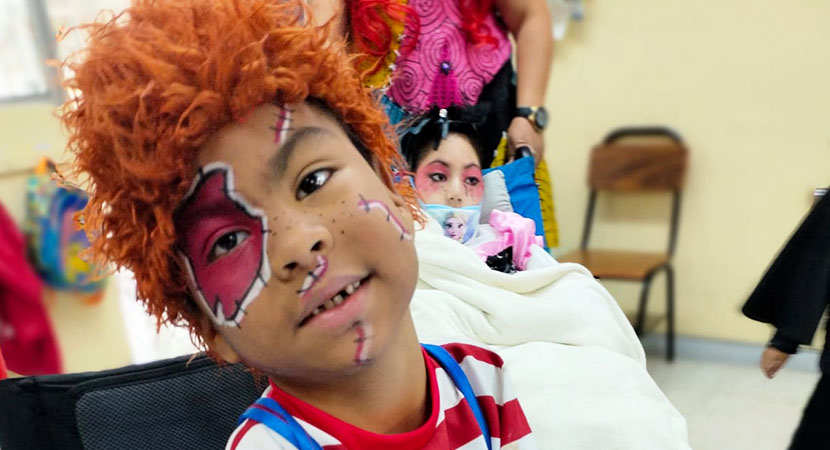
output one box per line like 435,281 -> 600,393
174,101 -> 418,384
414,134 -> 484,207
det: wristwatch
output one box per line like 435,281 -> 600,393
515,106 -> 549,132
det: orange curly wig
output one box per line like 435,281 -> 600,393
61,0 -> 418,351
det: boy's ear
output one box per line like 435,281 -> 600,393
200,316 -> 241,364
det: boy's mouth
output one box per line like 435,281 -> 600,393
298,275 -> 370,327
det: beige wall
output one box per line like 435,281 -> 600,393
0,103 -> 130,373
3,0 -> 829,374
546,0 -> 830,345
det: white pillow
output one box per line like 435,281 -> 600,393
480,170 -> 513,223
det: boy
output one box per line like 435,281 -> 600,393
62,0 -> 537,448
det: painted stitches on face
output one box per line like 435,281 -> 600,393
357,194 -> 412,241
297,255 -> 328,297
269,106 -> 292,145
175,163 -> 271,327
353,322 -> 373,365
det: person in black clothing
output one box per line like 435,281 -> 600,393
743,192 -> 830,450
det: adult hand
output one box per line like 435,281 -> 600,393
761,347 -> 791,379
507,116 -> 545,165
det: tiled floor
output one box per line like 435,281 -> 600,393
647,354 -> 820,450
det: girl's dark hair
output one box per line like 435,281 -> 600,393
399,108 -> 488,171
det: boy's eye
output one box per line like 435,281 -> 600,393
209,230 -> 250,261
429,173 -> 447,182
465,177 -> 481,186
297,169 -> 332,200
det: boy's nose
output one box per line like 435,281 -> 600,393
271,222 -> 333,281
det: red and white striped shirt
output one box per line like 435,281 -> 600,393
228,343 -> 537,450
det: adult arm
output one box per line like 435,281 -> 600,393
761,332 -> 798,378
744,194 -> 830,377
495,0 -> 553,164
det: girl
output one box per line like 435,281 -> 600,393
401,110 -> 556,273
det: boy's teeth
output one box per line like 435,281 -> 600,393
346,280 -> 361,294
309,280 -> 364,319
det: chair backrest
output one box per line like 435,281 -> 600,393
588,127 -> 687,191
0,353 -> 263,450
580,127 -> 688,254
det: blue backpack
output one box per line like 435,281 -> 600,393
238,344 -> 492,450
24,159 -> 103,294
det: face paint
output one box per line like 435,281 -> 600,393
460,166 -> 484,204
414,133 -> 484,207
414,162 -> 449,198
175,163 -> 271,327
296,255 -> 328,297
269,107 -> 292,145
414,161 -> 483,207
357,194 -> 412,241
354,322 -> 373,365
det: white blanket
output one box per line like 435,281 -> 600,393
411,219 -> 691,449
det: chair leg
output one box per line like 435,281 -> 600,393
635,273 -> 654,336
665,264 -> 675,362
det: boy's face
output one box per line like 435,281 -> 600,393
414,134 -> 484,208
175,101 -> 417,381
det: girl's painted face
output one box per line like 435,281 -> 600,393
174,101 -> 417,381
414,134 -> 484,207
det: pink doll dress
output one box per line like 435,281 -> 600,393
475,209 -> 545,271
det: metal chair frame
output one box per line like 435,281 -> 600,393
578,126 -> 685,361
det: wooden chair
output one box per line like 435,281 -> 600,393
559,127 -> 688,361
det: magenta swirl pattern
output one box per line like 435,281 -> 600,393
387,0 -> 511,113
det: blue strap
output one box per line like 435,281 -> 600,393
238,398 -> 323,450
423,344 -> 493,450
237,345 -> 491,450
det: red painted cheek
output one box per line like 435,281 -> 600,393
465,183 -> 484,204
175,169 -> 267,326
462,167 -> 484,204
414,169 -> 443,201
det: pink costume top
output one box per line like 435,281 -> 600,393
387,0 -> 512,112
